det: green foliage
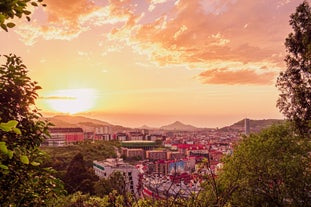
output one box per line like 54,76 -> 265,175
0,0 -> 46,31
41,140 -> 119,170
0,54 -> 65,206
48,191 -> 111,207
218,124 -> 311,207
64,153 -> 98,195
276,1 -> 311,136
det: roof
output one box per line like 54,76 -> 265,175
121,140 -> 157,147
49,127 -> 83,133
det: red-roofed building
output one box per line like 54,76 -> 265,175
43,127 -> 84,146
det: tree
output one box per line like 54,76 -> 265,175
218,124 -> 311,207
64,153 -> 98,195
276,1 -> 311,136
0,54 -> 64,206
0,0 -> 46,31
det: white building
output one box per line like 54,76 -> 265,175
93,158 -> 140,195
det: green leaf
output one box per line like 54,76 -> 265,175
30,161 -> 40,166
0,120 -> 18,131
0,14 -> 5,24
0,143 -> 8,154
20,155 -> 29,164
0,164 -> 9,170
13,127 -> 21,135
7,150 -> 13,159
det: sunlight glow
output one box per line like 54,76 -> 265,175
45,89 -> 98,114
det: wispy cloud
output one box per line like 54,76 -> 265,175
39,96 -> 76,100
198,68 -> 277,85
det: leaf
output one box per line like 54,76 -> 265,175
31,2 -> 38,6
4,120 -> 18,129
0,164 -> 8,170
7,150 -> 13,159
0,142 -> 8,154
20,155 -> 29,164
1,23 -> 8,32
0,120 -> 20,134
13,128 -> 21,135
24,10 -> 31,15
0,14 -> 4,24
31,161 -> 40,166
7,23 -> 16,28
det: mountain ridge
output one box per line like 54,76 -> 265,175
45,115 -> 284,132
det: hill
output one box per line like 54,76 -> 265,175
221,118 -> 285,132
160,121 -> 199,131
45,115 -> 128,132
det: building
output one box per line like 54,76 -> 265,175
114,132 -> 128,141
147,134 -> 164,141
168,151 -> 185,160
146,150 -> 168,161
42,127 -> 84,146
121,141 -> 157,150
121,148 -> 145,159
146,159 -> 194,176
244,118 -> 250,135
128,131 -> 145,141
93,158 -> 140,195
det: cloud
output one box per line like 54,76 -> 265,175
131,0 -> 293,65
14,0 -> 301,85
40,96 -> 76,100
198,68 -> 277,85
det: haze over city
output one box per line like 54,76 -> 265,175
1,0 -> 303,128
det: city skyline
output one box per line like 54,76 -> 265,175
1,0 -> 302,128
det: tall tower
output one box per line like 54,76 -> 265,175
244,118 -> 250,135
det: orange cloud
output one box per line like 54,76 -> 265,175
198,68 -> 277,85
15,0 -> 300,85
44,0 -> 96,23
132,0 -> 292,66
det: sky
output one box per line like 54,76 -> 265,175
0,0 -> 306,128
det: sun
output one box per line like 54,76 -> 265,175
44,89 -> 98,114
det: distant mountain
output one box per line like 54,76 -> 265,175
140,125 -> 157,130
160,121 -> 198,131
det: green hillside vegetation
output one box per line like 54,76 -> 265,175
229,118 -> 284,131
41,140 -> 119,170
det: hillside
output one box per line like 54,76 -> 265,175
45,115 -> 128,132
221,118 -> 285,132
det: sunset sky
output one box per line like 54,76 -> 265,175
0,0 -> 305,128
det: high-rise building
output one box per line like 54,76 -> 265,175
244,118 -> 250,135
